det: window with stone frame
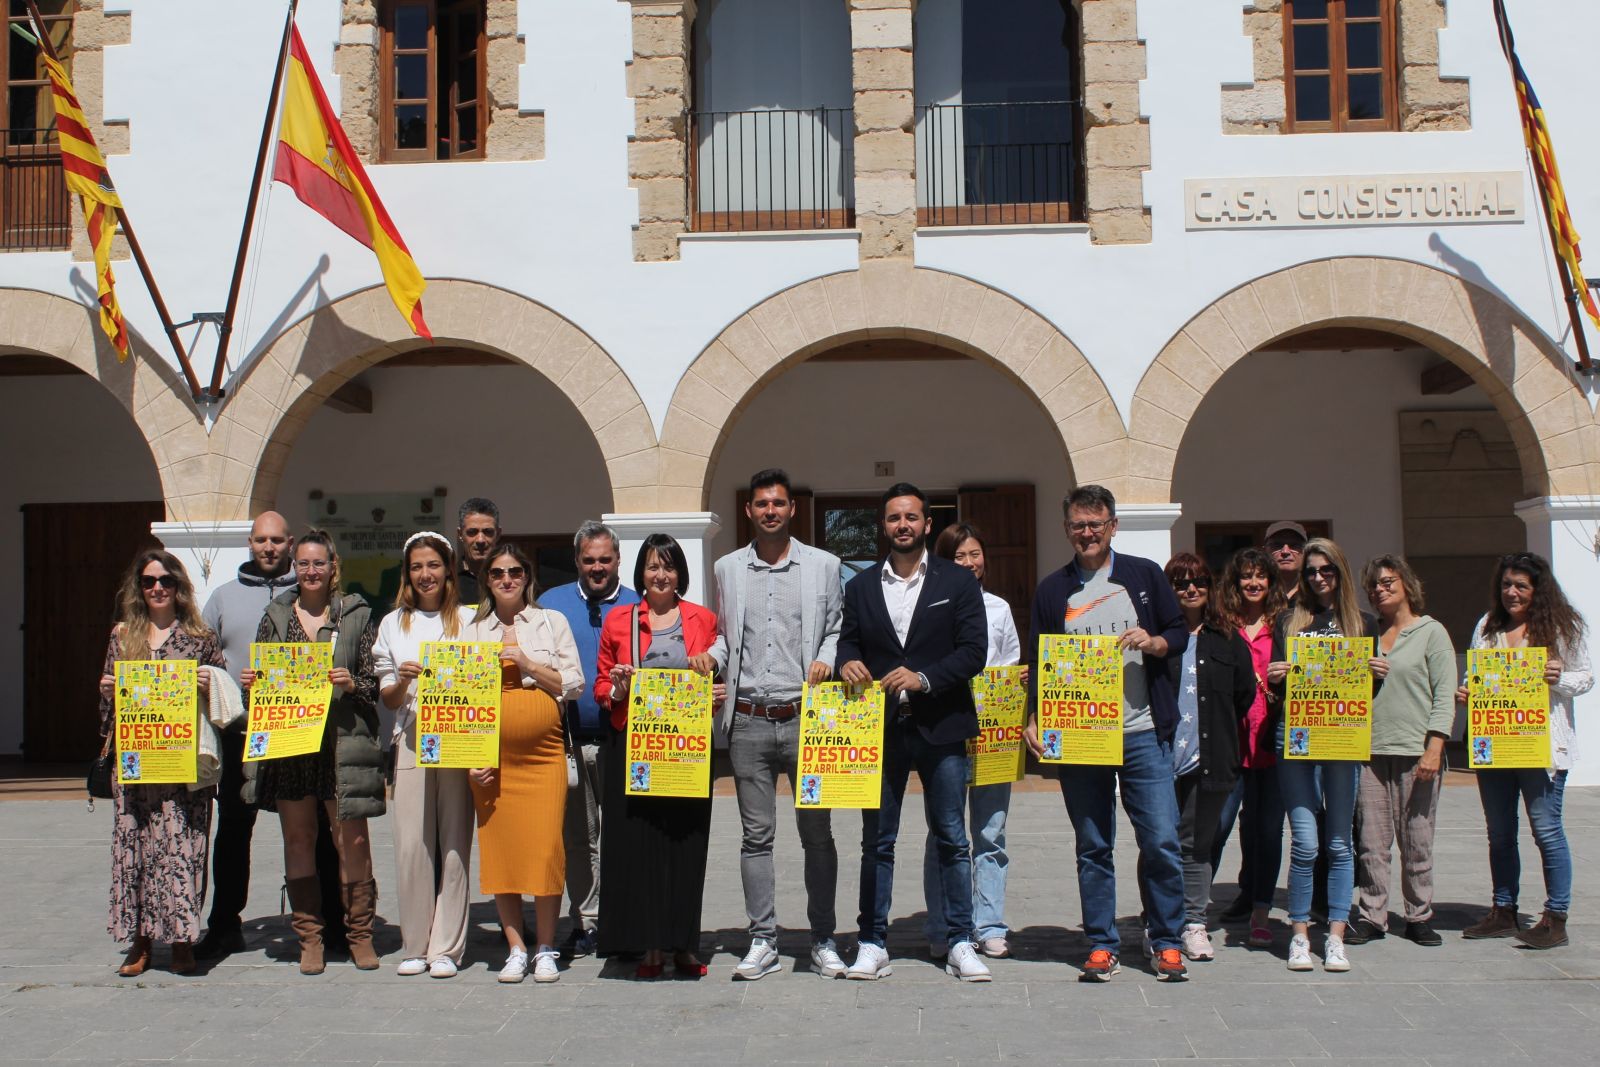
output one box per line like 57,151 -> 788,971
378,0 -> 487,161
1284,0 -> 1398,132
2,0 -> 72,249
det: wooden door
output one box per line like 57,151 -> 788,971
22,501 -> 164,762
958,485 -> 1036,646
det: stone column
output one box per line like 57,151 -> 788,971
602,511 -> 722,607
1515,496 -> 1600,787
1080,0 -> 1150,244
627,0 -> 695,262
151,521 -> 255,611
1109,503 -> 1181,568
69,0 -> 130,263
849,0 -> 916,263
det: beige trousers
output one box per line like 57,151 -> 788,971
392,728 -> 474,963
1356,755 -> 1441,929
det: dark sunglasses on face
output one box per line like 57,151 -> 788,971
1171,576 -> 1210,591
488,566 -> 526,581
140,574 -> 178,590
1304,565 -> 1338,580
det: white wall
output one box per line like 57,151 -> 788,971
0,373 -> 162,755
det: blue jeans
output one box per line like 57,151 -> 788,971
1279,757 -> 1358,925
1058,728 -> 1185,953
1476,768 -> 1571,914
922,781 -> 1010,943
857,720 -> 973,948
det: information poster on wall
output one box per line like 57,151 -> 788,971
416,641 -> 502,768
795,681 -> 885,809
1283,636 -> 1374,761
1466,647 -> 1550,769
1036,635 -> 1124,765
310,491 -> 448,607
970,666 -> 1027,786
244,643 -> 333,762
114,659 -> 198,785
625,668 -> 713,797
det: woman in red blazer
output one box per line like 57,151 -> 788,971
595,533 -> 720,978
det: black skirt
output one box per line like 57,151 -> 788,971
597,729 -> 712,954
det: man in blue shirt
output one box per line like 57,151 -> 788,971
540,520 -> 640,956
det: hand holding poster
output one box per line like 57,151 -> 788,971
796,681 -> 885,809
1467,647 -> 1550,769
416,641 -> 502,768
245,643 -> 333,762
970,666 -> 1026,785
1283,636 -> 1374,761
625,668 -> 713,797
1036,635 -> 1124,765
115,660 -> 199,785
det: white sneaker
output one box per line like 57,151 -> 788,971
1287,934 -> 1315,972
846,942 -> 893,980
1323,935 -> 1350,972
396,956 -> 428,976
945,941 -> 993,983
429,957 -> 458,979
498,948 -> 528,984
979,937 -> 1011,959
1181,923 -> 1215,961
734,938 -> 781,981
532,946 -> 561,983
810,940 -> 847,979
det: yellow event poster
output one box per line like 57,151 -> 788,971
1467,647 -> 1550,769
1284,636 -> 1374,761
625,669 -> 713,797
796,682 -> 885,809
416,641 -> 502,768
244,643 -> 334,762
1037,635 -> 1124,765
114,660 -> 198,785
970,666 -> 1027,786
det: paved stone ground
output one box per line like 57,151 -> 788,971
2,778 -> 1598,1065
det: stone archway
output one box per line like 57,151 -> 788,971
217,280 -> 658,517
1126,257 -> 1598,502
655,262 -> 1124,511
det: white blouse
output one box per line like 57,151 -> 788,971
372,605 -> 477,749
462,604 -> 585,701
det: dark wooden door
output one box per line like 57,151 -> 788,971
23,501 -> 164,762
958,484 -> 1036,646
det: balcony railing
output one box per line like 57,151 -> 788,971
916,101 -> 1078,226
690,107 -> 854,233
1,128 -> 70,251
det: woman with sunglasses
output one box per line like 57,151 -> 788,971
1265,538 -> 1380,973
1163,553 -> 1256,961
1458,552 -> 1592,948
464,543 -> 584,984
96,550 -> 227,977
240,530 -> 384,974
373,531 -> 476,978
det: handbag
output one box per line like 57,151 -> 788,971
86,731 -> 115,808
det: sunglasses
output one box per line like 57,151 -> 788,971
1304,565 -> 1338,580
140,574 -> 178,590
1171,576 -> 1210,591
488,566 -> 526,581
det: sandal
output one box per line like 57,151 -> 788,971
1248,925 -> 1273,948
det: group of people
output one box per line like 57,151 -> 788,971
96,474 -> 1592,986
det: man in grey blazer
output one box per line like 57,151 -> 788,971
709,469 -> 845,980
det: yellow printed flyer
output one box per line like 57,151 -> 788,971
1284,636 -> 1374,761
625,668 -> 713,797
244,643 -> 334,762
1467,647 -> 1550,769
970,666 -> 1027,786
1036,635 -> 1124,765
114,659 -> 198,785
796,681 -> 885,809
416,641 -> 503,768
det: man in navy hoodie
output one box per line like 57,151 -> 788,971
1024,485 -> 1190,983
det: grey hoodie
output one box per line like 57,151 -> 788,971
201,561 -> 298,684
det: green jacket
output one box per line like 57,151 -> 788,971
242,590 -> 386,820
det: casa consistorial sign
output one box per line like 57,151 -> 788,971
1185,172 -> 1525,229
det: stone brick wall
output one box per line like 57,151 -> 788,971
850,0 -> 916,261
1080,0 -> 1151,245
626,0 -> 694,262
69,0 -> 129,262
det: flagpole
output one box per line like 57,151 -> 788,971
209,0 -> 299,400
24,0 -> 203,399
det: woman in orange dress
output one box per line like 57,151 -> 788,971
466,543 -> 584,983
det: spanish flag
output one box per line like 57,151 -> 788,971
1493,0 -> 1600,331
273,27 -> 430,338
42,54 -> 130,360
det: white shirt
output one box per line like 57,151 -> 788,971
371,605 -> 477,751
983,589 -> 1022,668
880,550 -> 929,646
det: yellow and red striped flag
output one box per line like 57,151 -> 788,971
1493,0 -> 1600,331
273,27 -> 430,338
42,53 -> 130,360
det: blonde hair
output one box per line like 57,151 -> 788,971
294,528 -> 343,597
1286,537 -> 1365,639
395,534 -> 462,637
113,549 -> 211,660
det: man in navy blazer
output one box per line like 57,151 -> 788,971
836,483 -> 992,982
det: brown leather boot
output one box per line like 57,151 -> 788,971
285,875 -> 326,975
118,935 -> 151,977
170,941 -> 196,975
1514,910 -> 1568,949
342,878 -> 381,971
1462,905 -> 1520,939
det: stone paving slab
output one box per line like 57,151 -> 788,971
0,782 -> 1596,1064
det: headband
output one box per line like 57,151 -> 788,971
403,530 -> 452,555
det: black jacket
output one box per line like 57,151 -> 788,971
1188,624 -> 1257,793
836,553 -> 988,746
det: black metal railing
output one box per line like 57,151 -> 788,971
1,128 -> 70,251
690,107 -> 854,232
916,101 -> 1078,226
